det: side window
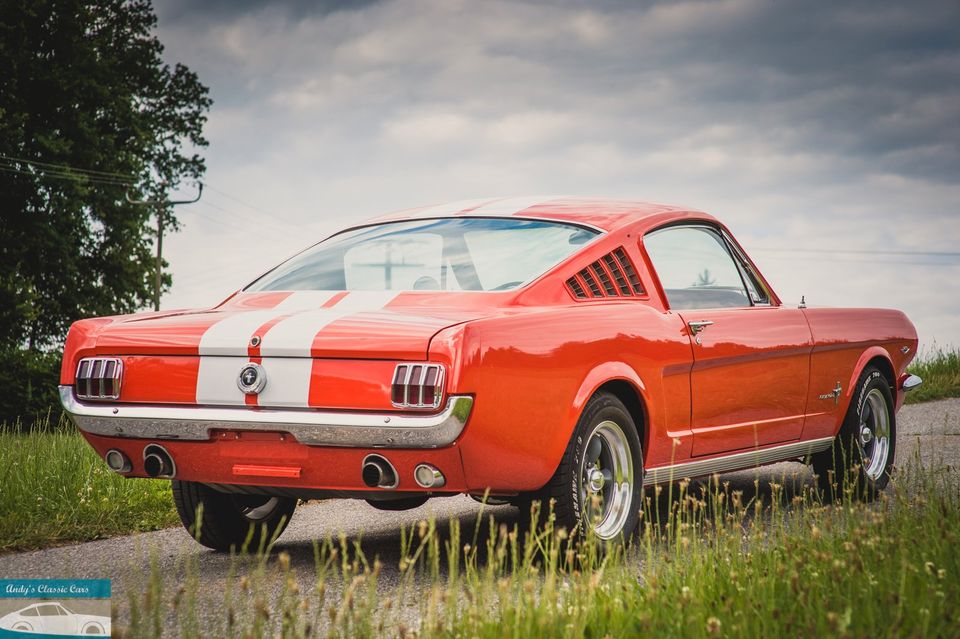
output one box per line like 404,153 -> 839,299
36,604 -> 61,616
21,607 -> 40,617
643,226 -> 750,310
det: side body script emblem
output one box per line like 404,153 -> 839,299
818,381 -> 842,405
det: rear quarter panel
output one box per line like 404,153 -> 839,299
802,308 -> 918,440
430,303 -> 693,493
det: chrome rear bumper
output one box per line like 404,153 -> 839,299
59,386 -> 472,449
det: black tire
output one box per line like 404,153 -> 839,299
523,392 -> 644,542
813,367 -> 896,501
365,495 -> 430,511
172,481 -> 297,552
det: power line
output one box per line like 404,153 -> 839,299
194,199 -> 303,242
751,246 -> 960,258
0,154 -> 312,233
203,183 -> 277,218
0,154 -> 138,181
755,254 -> 956,267
0,163 -> 137,187
202,182 -> 310,229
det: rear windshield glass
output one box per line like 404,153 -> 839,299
246,218 -> 600,292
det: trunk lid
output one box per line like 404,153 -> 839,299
93,290 -> 498,360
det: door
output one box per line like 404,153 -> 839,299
643,224 -> 812,456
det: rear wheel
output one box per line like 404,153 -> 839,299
525,393 -> 643,541
813,367 -> 896,501
365,495 -> 429,511
172,481 -> 297,551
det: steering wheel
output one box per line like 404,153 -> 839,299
491,281 -> 524,291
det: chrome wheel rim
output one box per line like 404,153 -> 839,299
580,420 -> 634,540
859,388 -> 890,480
236,496 -> 280,521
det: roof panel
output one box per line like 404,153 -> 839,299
365,196 -> 707,231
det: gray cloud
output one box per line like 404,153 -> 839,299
152,0 -> 960,346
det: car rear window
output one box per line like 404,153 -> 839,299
246,218 -> 600,292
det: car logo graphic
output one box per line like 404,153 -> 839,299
237,362 -> 267,395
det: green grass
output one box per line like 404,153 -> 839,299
120,459 -> 960,639
905,346 -> 960,404
0,418 -> 179,553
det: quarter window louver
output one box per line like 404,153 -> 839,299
566,247 -> 646,299
75,357 -> 123,400
602,254 -> 631,295
613,247 -> 645,295
591,263 -> 617,296
567,277 -> 587,298
579,269 -> 603,296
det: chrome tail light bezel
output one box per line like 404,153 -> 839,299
391,363 -> 445,409
75,357 -> 123,400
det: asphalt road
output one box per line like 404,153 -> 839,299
3,398 -> 959,632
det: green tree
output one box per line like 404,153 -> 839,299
0,0 -> 211,423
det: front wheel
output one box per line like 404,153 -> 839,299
531,393 -> 644,541
813,367 -> 896,501
172,481 -> 297,551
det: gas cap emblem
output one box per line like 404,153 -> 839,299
237,362 -> 267,395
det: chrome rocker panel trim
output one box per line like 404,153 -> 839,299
59,386 -> 472,449
643,436 -> 835,487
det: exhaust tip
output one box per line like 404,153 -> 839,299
361,454 -> 398,489
142,444 -> 176,478
414,464 -> 445,489
105,449 -> 132,474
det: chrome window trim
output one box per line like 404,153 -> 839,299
242,216 -> 606,295
719,228 -> 774,307
60,386 -> 472,449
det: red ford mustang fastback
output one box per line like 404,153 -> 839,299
60,197 -> 922,549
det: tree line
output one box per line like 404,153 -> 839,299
0,0 -> 210,424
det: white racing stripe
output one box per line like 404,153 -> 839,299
196,291 -> 400,406
273,290 -> 342,311
197,291 -> 340,356
195,356 -> 247,406
255,358 -> 314,408
195,357 -> 316,407
463,195 -> 561,217
196,291 -> 340,405
406,197 -> 500,219
197,309 -> 280,356
259,291 -> 399,357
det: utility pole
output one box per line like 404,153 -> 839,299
127,183 -> 203,310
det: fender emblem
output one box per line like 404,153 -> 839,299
237,362 -> 267,395
819,382 -> 842,405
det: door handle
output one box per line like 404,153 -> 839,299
688,320 -> 714,335
688,320 -> 714,344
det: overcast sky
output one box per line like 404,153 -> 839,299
152,0 -> 959,349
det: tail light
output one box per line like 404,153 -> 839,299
391,363 -> 445,409
75,357 -> 123,400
